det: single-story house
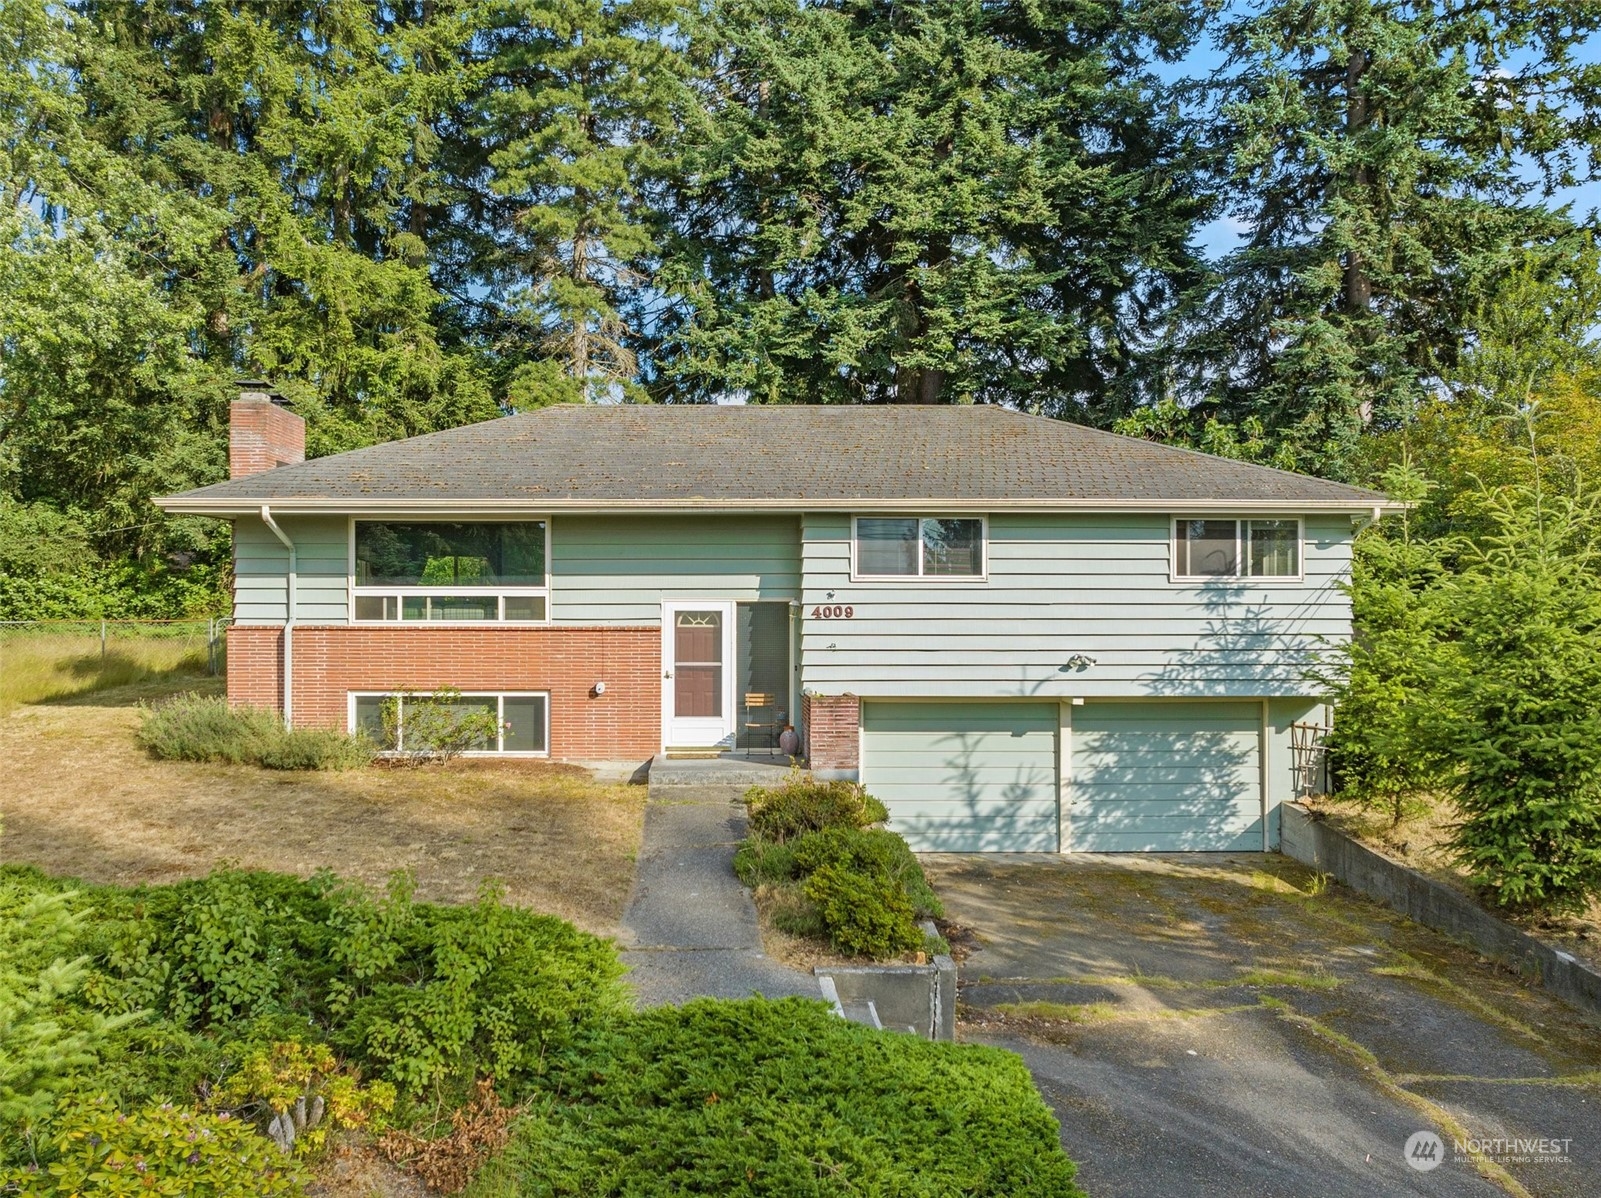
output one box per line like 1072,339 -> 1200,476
155,385 -> 1394,853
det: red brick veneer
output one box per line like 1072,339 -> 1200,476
229,396 -> 305,478
802,692 -> 860,773
226,624 -> 660,759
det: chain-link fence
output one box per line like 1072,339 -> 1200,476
0,618 -> 226,709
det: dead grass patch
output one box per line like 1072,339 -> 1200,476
1304,793 -> 1601,974
0,680 -> 646,935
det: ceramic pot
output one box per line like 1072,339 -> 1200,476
778,725 -> 800,756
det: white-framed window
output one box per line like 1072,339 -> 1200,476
350,520 -> 550,623
349,691 -> 550,756
1172,518 -> 1303,581
851,516 -> 987,580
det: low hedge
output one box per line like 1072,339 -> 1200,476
743,774 -> 888,842
735,778 -> 943,960
465,997 -> 1083,1198
137,693 -> 373,770
0,864 -> 630,1182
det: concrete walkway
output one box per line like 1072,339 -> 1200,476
618,758 -> 819,1006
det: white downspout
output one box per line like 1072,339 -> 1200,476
260,505 -> 296,728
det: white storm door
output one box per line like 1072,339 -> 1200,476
662,601 -> 736,749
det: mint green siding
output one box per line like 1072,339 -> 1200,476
1069,700 -> 1262,852
550,515 -> 800,624
860,701 -> 1059,852
233,515 -> 349,625
800,512 -> 1351,699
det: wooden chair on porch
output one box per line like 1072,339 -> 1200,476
742,692 -> 780,756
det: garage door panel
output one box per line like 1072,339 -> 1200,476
1073,824 -> 1264,853
864,708 -> 1059,732
892,812 -> 1059,854
1070,702 -> 1263,853
861,701 -> 1058,853
1073,763 -> 1259,787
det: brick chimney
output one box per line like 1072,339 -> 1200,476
230,380 -> 305,479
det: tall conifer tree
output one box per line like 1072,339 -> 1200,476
1186,0 -> 1601,477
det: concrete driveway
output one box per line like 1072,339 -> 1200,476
924,854 -> 1601,1198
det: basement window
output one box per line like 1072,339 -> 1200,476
352,520 -> 549,623
351,691 -> 549,755
1173,518 -> 1302,580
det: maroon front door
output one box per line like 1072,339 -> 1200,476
665,603 -> 732,747
674,613 -> 723,717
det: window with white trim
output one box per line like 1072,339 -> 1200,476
853,517 -> 985,578
352,521 -> 548,622
1173,518 -> 1301,579
351,691 -> 549,755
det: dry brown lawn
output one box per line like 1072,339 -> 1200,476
0,678 -> 646,936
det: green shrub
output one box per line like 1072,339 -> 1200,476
135,693 -> 281,764
465,997 -> 1082,1198
743,774 -> 888,842
0,885 -> 136,1141
333,888 -> 630,1097
257,725 -> 376,770
803,863 -> 924,958
379,687 -> 503,763
790,826 -> 944,919
9,867 -> 628,1109
730,838 -> 797,887
1422,488 -> 1601,912
8,1095 -> 304,1197
137,694 -> 373,770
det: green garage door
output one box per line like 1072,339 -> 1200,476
860,701 -> 1059,852
1069,701 -> 1262,852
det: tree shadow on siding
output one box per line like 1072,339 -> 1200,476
1138,584 -> 1327,698
1066,717 -> 1261,852
891,730 -> 1059,853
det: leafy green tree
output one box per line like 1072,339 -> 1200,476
653,0 -> 1209,410
1,2 -> 498,568
1188,0 -> 1601,477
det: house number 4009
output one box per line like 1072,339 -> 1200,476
811,604 -> 854,619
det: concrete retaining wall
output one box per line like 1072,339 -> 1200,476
1280,803 -> 1601,1020
814,956 -> 957,1041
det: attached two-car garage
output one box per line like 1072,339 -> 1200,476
859,699 -> 1266,853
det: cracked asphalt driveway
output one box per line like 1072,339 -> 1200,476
924,853 -> 1601,1198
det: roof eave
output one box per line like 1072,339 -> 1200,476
154,495 -> 1402,517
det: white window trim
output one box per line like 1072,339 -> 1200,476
849,515 -> 990,582
347,517 -> 552,625
1169,516 -> 1305,584
347,690 -> 551,757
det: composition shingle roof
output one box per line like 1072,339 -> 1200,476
156,403 -> 1392,513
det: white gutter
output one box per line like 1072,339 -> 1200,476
259,505 -> 296,728
160,496 -> 1409,518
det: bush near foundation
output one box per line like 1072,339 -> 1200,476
735,778 -> 942,960
743,773 -> 888,842
136,693 -> 374,770
464,997 -> 1083,1198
